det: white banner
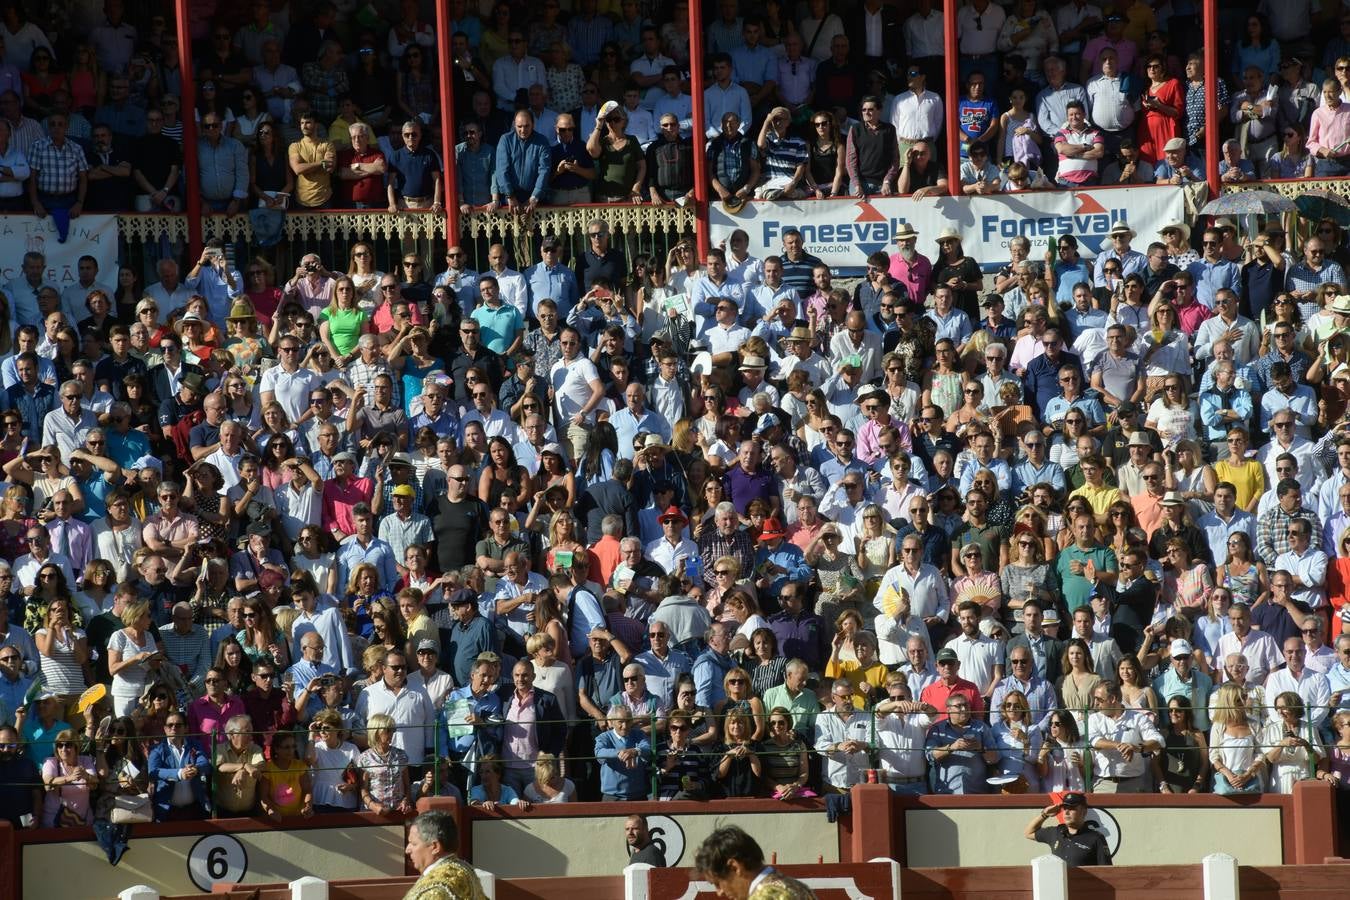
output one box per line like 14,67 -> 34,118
709,186 -> 1187,271
0,214 -> 120,289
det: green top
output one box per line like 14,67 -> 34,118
595,134 -> 643,199
319,306 -> 368,356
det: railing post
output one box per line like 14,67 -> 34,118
624,862 -> 654,900
474,867 -> 496,899
1202,853 -> 1239,900
118,887 -> 160,900
435,0 -> 460,245
1030,854 -> 1068,900
174,0 -> 201,258
290,875 -> 329,900
943,0 -> 960,197
688,0 -> 709,257
1202,0 -> 1220,197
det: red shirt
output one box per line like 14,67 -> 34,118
920,676 -> 985,721
337,148 -> 387,207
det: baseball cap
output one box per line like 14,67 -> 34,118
1169,639 -> 1193,658
935,648 -> 959,663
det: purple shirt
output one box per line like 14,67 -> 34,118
723,464 -> 779,515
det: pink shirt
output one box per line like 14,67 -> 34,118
1175,300 -> 1212,337
1309,104 -> 1350,158
187,694 -> 247,743
888,253 -> 932,300
504,690 -> 539,770
321,477 -> 374,534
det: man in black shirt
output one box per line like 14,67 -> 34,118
778,227 -> 823,299
576,219 -> 627,292
625,814 -> 667,867
132,107 -> 182,212
1025,793 -> 1113,866
431,464 -> 488,574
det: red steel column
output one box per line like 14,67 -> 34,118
1203,0 -> 1219,197
689,0 -> 710,257
943,0 -> 960,196
435,0 -> 460,244
175,0 -> 201,257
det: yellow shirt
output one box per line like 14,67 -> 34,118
825,658 -> 887,708
289,136 -> 334,207
1214,459 -> 1265,511
1070,482 -> 1122,523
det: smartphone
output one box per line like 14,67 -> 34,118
591,286 -> 613,300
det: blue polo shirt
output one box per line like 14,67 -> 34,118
387,145 -> 443,200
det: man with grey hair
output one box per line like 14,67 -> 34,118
404,809 -> 487,898
1301,615 -> 1336,675
158,601 -> 211,694
337,119 -> 386,208
1327,635 -> 1350,718
41,379 -> 97,458
494,549 -> 548,641
695,500 -> 755,587
816,676 -> 873,790
979,341 -> 1020,402
633,618 -> 691,707
689,620 -> 736,707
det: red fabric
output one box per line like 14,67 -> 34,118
1137,78 -> 1184,164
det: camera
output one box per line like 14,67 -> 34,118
305,261 -> 318,273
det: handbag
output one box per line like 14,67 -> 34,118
109,793 -> 153,825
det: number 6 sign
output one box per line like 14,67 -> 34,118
643,815 -> 686,867
187,834 -> 249,890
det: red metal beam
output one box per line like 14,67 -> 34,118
688,0 -> 709,257
1203,0 -> 1219,197
175,0 -> 201,258
943,0 -> 960,197
435,0 -> 460,245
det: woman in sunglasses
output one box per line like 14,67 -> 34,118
41,727 -> 104,826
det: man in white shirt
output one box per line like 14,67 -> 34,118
491,30 -> 545,111
944,601 -> 1004,697
61,255 -> 116,324
814,678 -> 873,790
1265,635 -> 1332,729
873,675 -> 933,793
1273,520 -> 1328,609
889,67 -> 943,154
1216,601 -> 1284,684
259,334 -> 320,422
956,0 -> 1005,84
645,506 -> 696,576
1199,483 -> 1258,570
704,300 -> 752,366
1301,617 -> 1337,676
1087,680 -> 1163,792
354,648 -> 434,763
549,325 -> 604,462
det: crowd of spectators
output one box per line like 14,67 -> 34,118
0,0 -> 1340,221
5,0 -> 1350,843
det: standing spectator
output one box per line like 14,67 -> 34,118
645,113 -> 694,204
288,110 -> 334,210
27,114 -> 86,225
336,122 -> 385,210
197,112 -> 247,215
1054,101 -> 1105,187
846,96 -> 898,196
889,66 -> 943,157
386,120 -> 443,213
496,109 -> 550,213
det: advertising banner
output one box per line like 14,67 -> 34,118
0,214 -> 120,286
709,186 -> 1187,270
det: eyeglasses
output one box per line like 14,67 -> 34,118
387,664 -> 406,671
164,722 -> 185,729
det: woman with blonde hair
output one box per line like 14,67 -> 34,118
359,713 -> 412,813
1210,681 -> 1263,794
41,727 -> 104,826
308,708 -> 361,813
106,600 -> 161,716
524,751 -> 577,804
855,504 -> 894,596
993,690 -> 1041,793
1139,299 -> 1192,400
715,668 -> 767,740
